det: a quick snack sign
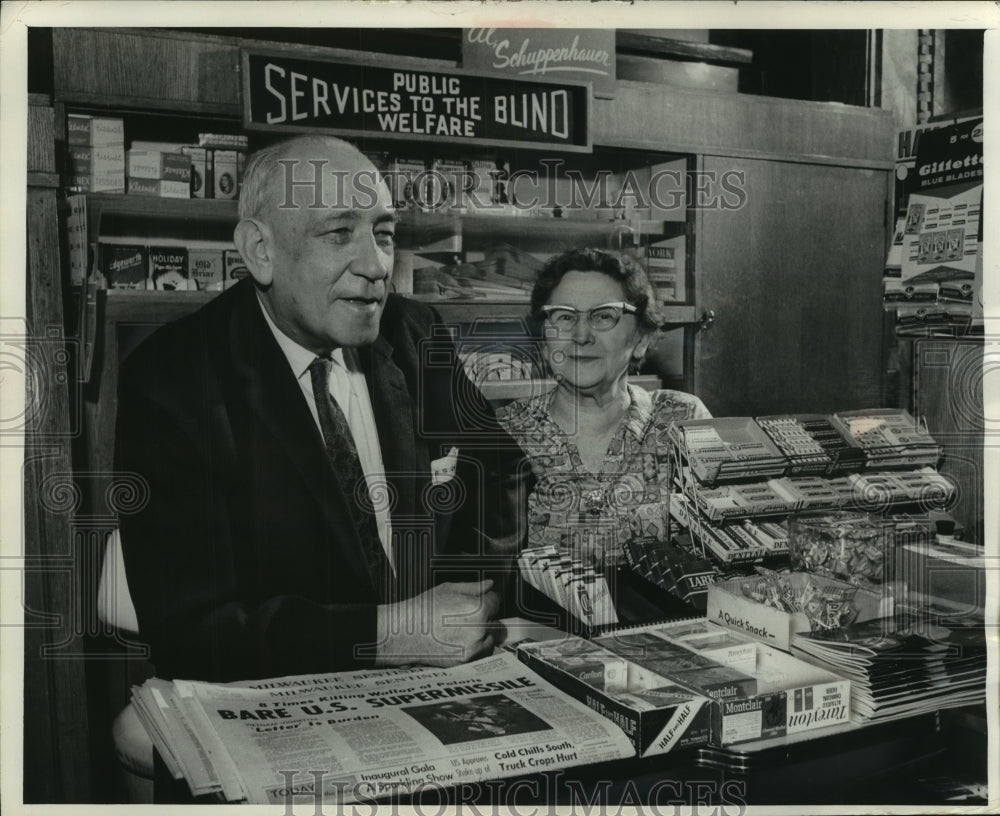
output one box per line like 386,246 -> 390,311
242,50 -> 591,152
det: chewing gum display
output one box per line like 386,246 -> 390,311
832,409 -> 940,468
672,419 -> 786,484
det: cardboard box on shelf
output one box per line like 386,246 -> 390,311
706,571 -> 891,651
213,150 -> 239,200
710,643 -> 850,746
99,243 -> 148,289
224,249 -> 250,288
67,114 -> 124,147
148,247 -> 191,291
189,249 -> 225,291
127,150 -> 192,182
67,146 -> 125,175
127,178 -> 190,199
67,172 -> 125,194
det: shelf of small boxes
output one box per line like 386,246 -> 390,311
665,410 -> 955,569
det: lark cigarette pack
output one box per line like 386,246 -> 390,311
99,243 -> 148,289
189,249 -> 225,291
127,150 -> 192,182
148,247 -> 191,291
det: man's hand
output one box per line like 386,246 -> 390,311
376,579 -> 501,667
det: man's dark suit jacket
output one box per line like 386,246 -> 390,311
115,280 -> 524,682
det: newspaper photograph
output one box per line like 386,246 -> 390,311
131,651 -> 635,804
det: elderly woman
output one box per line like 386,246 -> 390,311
497,248 -> 710,567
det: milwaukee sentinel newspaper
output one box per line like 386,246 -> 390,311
131,651 -> 635,804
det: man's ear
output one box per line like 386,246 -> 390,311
233,218 -> 274,287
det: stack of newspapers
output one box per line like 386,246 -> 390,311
790,614 -> 986,723
131,650 -> 635,804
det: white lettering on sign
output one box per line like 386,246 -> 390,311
468,29 -> 611,77
494,90 -> 568,138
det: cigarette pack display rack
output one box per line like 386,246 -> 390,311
665,410 -> 955,570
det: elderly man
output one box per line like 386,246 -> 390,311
116,135 -> 524,682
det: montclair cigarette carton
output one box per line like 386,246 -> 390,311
99,244 -> 148,290
709,644 -> 851,746
148,247 -> 191,291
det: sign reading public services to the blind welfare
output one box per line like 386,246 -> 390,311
242,51 -> 591,152
462,28 -> 617,99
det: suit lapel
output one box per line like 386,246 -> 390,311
228,283 -> 376,593
360,338 -> 417,520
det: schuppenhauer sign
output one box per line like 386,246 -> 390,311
462,29 -> 616,99
242,50 -> 591,152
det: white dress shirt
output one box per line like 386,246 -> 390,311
257,297 -> 394,568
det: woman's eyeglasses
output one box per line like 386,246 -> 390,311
540,302 -> 638,332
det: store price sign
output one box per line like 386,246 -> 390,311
242,50 -> 591,152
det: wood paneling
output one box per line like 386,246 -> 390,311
52,28 -> 242,113
592,81 -> 895,166
693,156 -> 890,418
24,99 -> 93,802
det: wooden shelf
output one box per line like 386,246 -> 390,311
86,193 -> 238,223
101,289 -> 696,327
84,194 -> 677,252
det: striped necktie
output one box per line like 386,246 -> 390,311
308,356 -> 387,598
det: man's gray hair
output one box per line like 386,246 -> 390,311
237,135 -> 364,221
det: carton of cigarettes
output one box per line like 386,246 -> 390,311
127,150 -> 192,182
67,146 -> 125,176
67,114 -> 124,147
127,178 -> 190,199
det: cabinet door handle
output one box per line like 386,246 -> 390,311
699,309 -> 715,332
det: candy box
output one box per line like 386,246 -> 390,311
707,571 -> 890,651
789,511 -> 892,585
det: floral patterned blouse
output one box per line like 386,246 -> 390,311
497,385 -> 711,566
